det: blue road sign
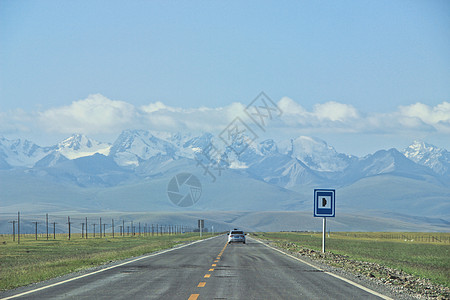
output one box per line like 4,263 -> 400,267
314,189 -> 335,217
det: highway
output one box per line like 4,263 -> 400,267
1,235 -> 392,300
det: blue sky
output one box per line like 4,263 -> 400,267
1,0 -> 449,155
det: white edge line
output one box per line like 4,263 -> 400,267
252,237 -> 394,300
1,235 -> 219,300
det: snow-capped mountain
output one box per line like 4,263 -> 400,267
56,134 -> 111,160
0,130 -> 449,218
341,148 -> 439,184
0,137 -> 53,168
279,136 -> 354,172
109,130 -> 178,166
403,141 -> 450,176
0,134 -> 111,169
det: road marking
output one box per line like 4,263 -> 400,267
190,241 -> 227,300
253,238 -> 394,300
0,235 -> 220,300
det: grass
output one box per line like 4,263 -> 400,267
0,232 -> 211,291
257,232 -> 450,288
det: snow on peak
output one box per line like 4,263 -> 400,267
110,130 -> 177,166
280,136 -> 352,172
0,137 -> 51,167
403,140 -> 449,175
57,134 -> 111,160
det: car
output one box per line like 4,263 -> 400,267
227,229 -> 246,244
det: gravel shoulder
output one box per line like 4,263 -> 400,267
254,237 -> 449,300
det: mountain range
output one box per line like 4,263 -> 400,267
0,130 -> 449,228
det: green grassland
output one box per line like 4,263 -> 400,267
0,232 -> 210,291
257,232 -> 450,288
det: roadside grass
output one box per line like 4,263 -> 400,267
257,232 -> 450,288
0,233 -> 211,291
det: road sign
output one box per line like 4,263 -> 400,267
314,189 -> 335,217
198,219 -> 204,229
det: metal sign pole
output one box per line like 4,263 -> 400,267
322,217 -> 326,253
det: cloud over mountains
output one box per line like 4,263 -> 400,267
1,94 -> 449,139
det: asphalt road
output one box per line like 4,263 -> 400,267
1,235 -> 391,300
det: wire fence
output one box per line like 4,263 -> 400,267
3,211 -> 203,244
332,232 -> 450,244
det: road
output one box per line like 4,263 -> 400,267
1,235 -> 391,300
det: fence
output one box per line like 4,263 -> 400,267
4,211 -> 197,244
332,232 -> 450,244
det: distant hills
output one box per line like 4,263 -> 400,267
0,131 -> 449,228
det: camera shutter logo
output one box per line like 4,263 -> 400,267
167,173 -> 202,207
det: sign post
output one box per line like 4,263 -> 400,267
198,219 -> 204,238
314,189 -> 335,253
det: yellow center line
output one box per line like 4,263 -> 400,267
188,243 -> 228,300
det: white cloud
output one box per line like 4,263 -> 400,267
398,102 -> 450,130
313,101 -> 359,122
38,94 -> 138,134
276,97 -> 449,135
277,97 -> 360,130
278,97 -> 307,116
0,94 -> 449,141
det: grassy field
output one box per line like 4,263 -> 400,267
257,232 -> 450,288
0,232 -> 211,291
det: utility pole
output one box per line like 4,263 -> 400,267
67,216 -> 71,240
81,222 -> 85,238
86,217 -> 88,239
100,218 -> 102,238
8,220 -> 16,242
46,214 -> 49,240
52,222 -> 57,239
112,219 -> 115,238
103,223 -> 106,237
18,211 -> 20,244
32,221 -> 38,240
